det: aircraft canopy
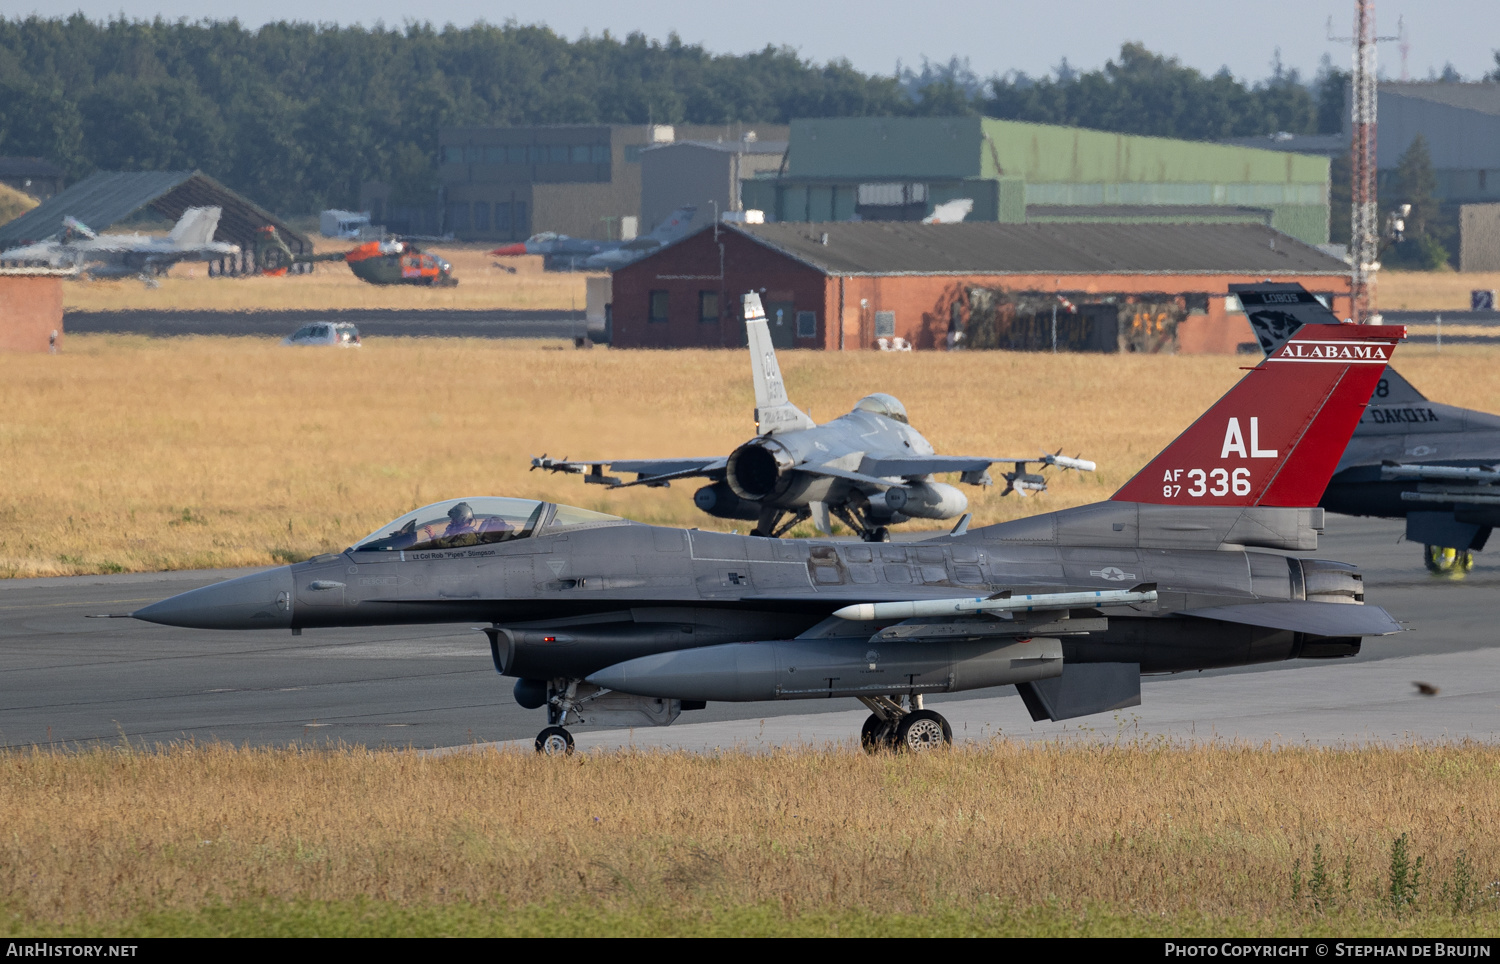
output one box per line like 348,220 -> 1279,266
854,393 -> 909,424
353,498 -> 623,552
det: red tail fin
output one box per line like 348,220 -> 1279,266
1112,324 -> 1404,507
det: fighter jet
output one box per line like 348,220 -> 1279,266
492,207 -> 697,271
1236,281 -> 1500,574
126,318 -> 1405,754
0,207 -> 239,279
532,294 -> 1095,542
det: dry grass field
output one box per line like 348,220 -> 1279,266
2,741 -> 1497,935
4,337 -> 1499,577
61,247 -> 594,312
1380,270 -> 1500,311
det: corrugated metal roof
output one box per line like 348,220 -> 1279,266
1383,83 -> 1500,118
0,171 -> 310,254
726,221 -> 1351,276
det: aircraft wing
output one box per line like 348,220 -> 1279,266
856,453 -> 1095,478
531,455 -> 726,487
1177,601 -> 1403,636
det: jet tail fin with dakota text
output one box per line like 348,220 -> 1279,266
744,292 -> 815,436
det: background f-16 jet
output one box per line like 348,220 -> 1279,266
1237,281 -> 1500,574
0,206 -> 239,279
492,206 -> 696,271
534,292 -> 1095,541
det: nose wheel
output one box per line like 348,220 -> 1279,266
535,725 -> 575,755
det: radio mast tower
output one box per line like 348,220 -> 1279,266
1333,1 -> 1399,322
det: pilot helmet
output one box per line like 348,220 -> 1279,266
447,502 -> 475,524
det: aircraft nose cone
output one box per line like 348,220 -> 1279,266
132,567 -> 296,630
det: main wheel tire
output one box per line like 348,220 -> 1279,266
535,725 -> 575,755
1424,545 -> 1472,574
894,710 -> 952,752
860,713 -> 893,753
863,526 -> 891,543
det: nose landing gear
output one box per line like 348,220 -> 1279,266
535,725 -> 574,755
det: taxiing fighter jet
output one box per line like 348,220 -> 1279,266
492,207 -> 696,271
532,293 -> 1095,541
126,319 -> 1404,754
0,207 -> 239,279
1237,281 -> 1500,574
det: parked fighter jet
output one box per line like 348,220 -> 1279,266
491,207 -> 696,271
1236,281 -> 1500,574
532,294 -> 1095,541
125,319 -> 1404,754
0,207 -> 239,279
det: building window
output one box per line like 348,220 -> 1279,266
515,202 -> 530,235
473,203 -> 490,232
443,146 -> 463,164
570,145 -> 590,163
796,310 -> 817,338
508,145 -> 528,164
1225,295 -> 1244,314
549,145 -> 570,163
591,145 -> 610,163
699,291 -> 719,322
874,310 -> 896,337
650,290 -> 671,324
446,203 -> 471,233
496,202 -> 511,233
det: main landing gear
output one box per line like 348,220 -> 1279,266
748,505 -> 810,539
858,694 -> 952,753
748,503 -> 893,542
1424,544 -> 1475,575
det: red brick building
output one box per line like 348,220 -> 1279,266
609,221 -> 1354,353
0,270 -> 67,352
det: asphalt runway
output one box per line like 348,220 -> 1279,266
2,515 -> 1496,752
64,308 -> 591,340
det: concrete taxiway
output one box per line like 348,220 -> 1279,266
1,516 -> 1495,751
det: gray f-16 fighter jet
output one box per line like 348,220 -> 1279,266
128,319 -> 1405,754
1236,281 -> 1500,574
0,207 -> 239,279
533,293 -> 1095,542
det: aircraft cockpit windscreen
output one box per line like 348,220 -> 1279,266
547,504 -> 624,529
854,393 -> 909,424
353,497 -> 545,552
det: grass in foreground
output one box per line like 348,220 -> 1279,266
3,741 -> 1498,935
3,336 -> 1500,577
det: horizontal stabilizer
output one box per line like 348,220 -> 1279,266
1178,601 -> 1402,636
1016,662 -> 1141,722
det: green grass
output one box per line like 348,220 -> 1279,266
10,900 -> 1500,938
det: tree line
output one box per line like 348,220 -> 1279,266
0,16 -> 1494,231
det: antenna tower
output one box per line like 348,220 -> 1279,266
1331,1 -> 1397,322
